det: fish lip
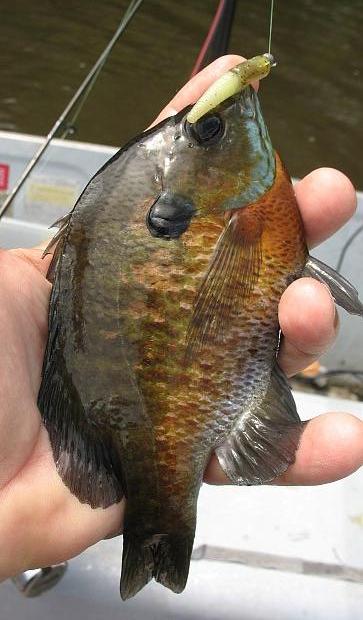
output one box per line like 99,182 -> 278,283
146,214 -> 190,239
146,192 -> 196,240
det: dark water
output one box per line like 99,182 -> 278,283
1,0 -> 363,187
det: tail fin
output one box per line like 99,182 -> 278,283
120,532 -> 194,600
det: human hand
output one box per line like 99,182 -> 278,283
0,55 -> 362,582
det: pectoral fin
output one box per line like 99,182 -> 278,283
215,363 -> 303,485
304,255 -> 363,317
186,213 -> 262,357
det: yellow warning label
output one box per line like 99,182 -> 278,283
26,180 -> 78,209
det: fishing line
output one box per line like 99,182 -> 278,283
336,223 -> 363,273
0,0 -> 144,220
268,0 -> 275,56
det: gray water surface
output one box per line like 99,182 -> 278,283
1,0 -> 363,188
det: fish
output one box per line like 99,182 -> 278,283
37,54 -> 363,600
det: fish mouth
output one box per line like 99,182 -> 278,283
146,191 -> 196,240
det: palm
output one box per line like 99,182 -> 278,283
0,55 -> 362,581
0,248 -> 123,580
0,248 -> 50,487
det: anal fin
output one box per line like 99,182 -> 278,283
215,363 -> 303,485
304,255 -> 363,317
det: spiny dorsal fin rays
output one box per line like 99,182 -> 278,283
43,212 -> 73,284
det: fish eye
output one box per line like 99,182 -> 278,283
187,113 -> 224,146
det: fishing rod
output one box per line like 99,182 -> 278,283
0,0 -> 144,221
190,0 -> 236,77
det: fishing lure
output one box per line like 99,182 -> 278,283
38,54 -> 363,600
186,52 -> 275,123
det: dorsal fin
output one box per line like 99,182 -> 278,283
42,212 -> 73,283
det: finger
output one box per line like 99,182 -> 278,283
204,413 -> 363,486
295,167 -> 357,248
275,413 -> 363,485
152,54 -> 245,125
0,250 -> 50,486
10,245 -> 53,277
277,277 -> 338,377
